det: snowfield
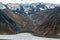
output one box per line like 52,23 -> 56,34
0,33 -> 60,40
0,2 -> 6,9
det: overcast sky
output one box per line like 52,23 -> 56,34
0,0 -> 60,4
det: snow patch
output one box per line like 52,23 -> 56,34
0,2 -> 6,9
7,3 -> 20,10
45,4 -> 55,9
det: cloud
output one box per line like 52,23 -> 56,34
0,0 -> 60,4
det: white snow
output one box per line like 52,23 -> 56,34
45,4 -> 55,9
7,3 -> 20,10
0,2 -> 6,9
40,8 -> 45,10
24,7 -> 31,14
0,33 -> 60,40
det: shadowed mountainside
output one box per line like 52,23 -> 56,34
0,7 -> 60,38
0,2 -> 60,38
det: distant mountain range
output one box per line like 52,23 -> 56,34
6,3 -> 55,15
0,2 -> 58,16
0,2 -> 60,21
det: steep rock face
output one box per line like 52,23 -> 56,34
0,10 -> 16,34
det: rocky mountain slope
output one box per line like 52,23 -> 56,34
0,2 -> 60,38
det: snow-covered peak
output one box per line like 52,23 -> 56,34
0,2 -> 6,9
6,3 -> 20,10
45,4 -> 55,9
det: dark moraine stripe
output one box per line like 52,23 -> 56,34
0,10 -> 21,33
